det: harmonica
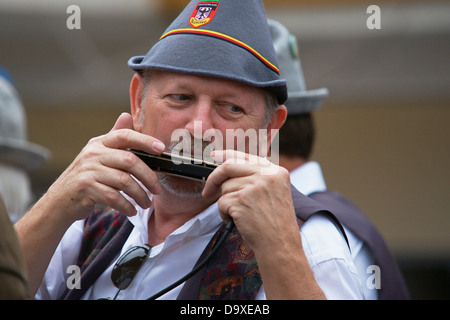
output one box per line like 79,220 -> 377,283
129,149 -> 219,181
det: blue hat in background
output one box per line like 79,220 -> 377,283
269,19 -> 328,114
0,67 -> 50,172
129,0 -> 287,104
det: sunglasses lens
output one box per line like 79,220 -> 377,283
111,245 -> 150,290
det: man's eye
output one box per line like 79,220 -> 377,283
229,105 -> 243,113
170,94 -> 190,102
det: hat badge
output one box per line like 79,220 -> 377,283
189,1 -> 220,28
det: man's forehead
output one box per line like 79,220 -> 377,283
149,70 -> 267,98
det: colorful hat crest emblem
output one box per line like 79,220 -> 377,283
189,1 -> 220,28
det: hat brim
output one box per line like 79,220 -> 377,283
0,137 -> 50,172
128,33 -> 287,104
284,87 -> 329,115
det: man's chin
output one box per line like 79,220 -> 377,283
157,173 -> 205,198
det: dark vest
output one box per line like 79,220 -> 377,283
60,187 -> 347,300
309,190 -> 410,300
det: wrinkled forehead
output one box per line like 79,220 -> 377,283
147,70 -> 268,105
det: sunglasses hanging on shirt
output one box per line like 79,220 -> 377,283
110,244 -> 151,299
109,219 -> 235,300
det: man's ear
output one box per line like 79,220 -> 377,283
266,104 -> 287,143
129,73 -> 144,132
260,104 -> 286,159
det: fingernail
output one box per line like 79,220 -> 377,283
153,141 -> 165,152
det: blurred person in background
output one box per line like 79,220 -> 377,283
0,195 -> 30,299
0,67 -> 39,299
0,67 -> 51,224
269,19 -> 409,299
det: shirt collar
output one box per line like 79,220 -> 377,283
124,191 -> 222,245
289,161 -> 327,196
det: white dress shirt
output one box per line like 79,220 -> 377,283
36,181 -> 364,300
290,161 -> 378,300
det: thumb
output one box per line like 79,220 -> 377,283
111,112 -> 134,131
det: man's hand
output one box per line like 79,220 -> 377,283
202,150 -> 326,300
15,113 -> 165,294
49,112 -> 165,222
202,150 -> 297,253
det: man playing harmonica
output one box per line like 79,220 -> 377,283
16,0 -> 363,300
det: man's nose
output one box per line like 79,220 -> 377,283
184,98 -> 215,139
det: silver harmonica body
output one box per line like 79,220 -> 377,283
129,149 -> 218,181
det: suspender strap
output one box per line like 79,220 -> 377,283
309,190 -> 410,300
61,219 -> 133,300
291,186 -> 349,248
176,224 -> 227,300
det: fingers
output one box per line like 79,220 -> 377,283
215,176 -> 254,223
80,137 -> 162,215
98,148 -> 162,196
104,113 -> 166,155
94,164 -> 153,211
110,112 -> 134,131
64,113 -> 166,218
216,191 -> 238,224
90,182 -> 140,216
211,149 -> 272,169
102,129 -> 166,155
202,150 -> 270,198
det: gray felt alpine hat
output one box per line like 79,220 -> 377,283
0,71 -> 50,172
268,19 -> 328,114
128,0 -> 287,104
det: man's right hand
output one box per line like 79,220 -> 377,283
14,112 -> 165,294
48,112 -> 165,223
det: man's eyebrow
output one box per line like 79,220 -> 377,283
164,82 -> 193,92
